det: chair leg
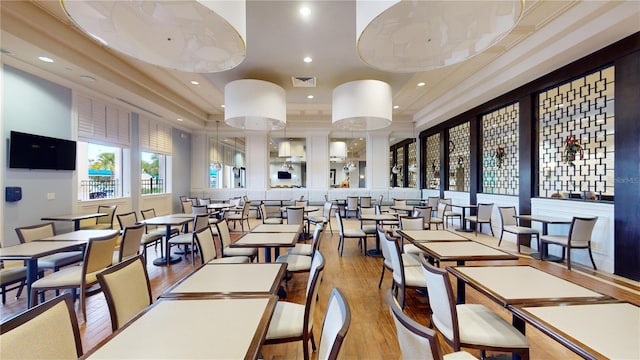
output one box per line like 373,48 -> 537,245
489,223 -> 494,236
398,284 -> 406,309
498,230 -> 504,246
587,246 -> 597,270
310,332 -> 317,351
339,237 -> 344,256
378,266 -> 386,289
566,246 -> 572,271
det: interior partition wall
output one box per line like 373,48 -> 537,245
418,33 -> 639,280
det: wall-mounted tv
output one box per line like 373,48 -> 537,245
9,131 -> 77,170
277,171 -> 292,179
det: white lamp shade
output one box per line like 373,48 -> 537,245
332,80 -> 392,130
278,141 -> 291,157
330,141 -> 347,159
356,0 -> 523,72
225,79 -> 287,131
61,0 -> 246,73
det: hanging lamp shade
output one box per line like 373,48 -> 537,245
332,80 -> 392,130
356,0 -> 523,72
225,79 -> 286,131
61,0 -> 246,73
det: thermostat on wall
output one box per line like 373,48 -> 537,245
6,186 -> 22,202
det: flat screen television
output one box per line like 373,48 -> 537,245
9,131 -> 77,170
277,171 -> 292,179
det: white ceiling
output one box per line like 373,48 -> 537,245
1,0 -> 638,147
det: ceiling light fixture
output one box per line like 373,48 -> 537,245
299,7 -> 311,17
356,0 -> 523,72
417,82 -> 426,87
307,95 -> 314,99
332,80 -> 392,130
303,56 -> 313,63
61,1 -> 247,73
225,79 -> 286,131
190,80 -> 200,85
176,118 -> 184,122
393,105 -> 399,109
38,56 -> 54,63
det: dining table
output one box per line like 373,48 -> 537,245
417,241 -> 519,304
139,215 -> 192,266
510,301 -> 639,360
81,296 -> 278,360
161,263 -> 287,298
251,223 -> 302,233
513,214 -> 572,261
281,206 -> 319,239
390,205 -> 415,215
359,213 -> 398,257
41,213 -> 107,231
231,232 -> 298,263
448,204 -> 477,232
397,229 -> 470,243
0,239 -> 87,307
38,229 -> 119,242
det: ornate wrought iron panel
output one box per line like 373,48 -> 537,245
408,140 -> 417,188
482,103 -> 520,195
448,122 -> 470,191
425,134 -> 440,189
537,66 -> 615,200
397,146 -> 404,185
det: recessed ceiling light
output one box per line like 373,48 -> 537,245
417,82 -> 426,87
299,6 -> 311,17
190,80 -> 200,85
393,105 -> 399,109
38,56 -> 54,63
221,104 -> 225,108
177,118 -> 184,122
359,138 -> 363,140
303,56 -> 312,63
307,95 -> 314,99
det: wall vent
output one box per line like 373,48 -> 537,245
291,76 -> 316,88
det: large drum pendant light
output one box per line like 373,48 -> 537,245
356,0 -> 523,72
61,0 -> 246,73
225,79 -> 287,131
332,80 -> 392,130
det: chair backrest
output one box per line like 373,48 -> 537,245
179,195 -> 188,202
97,205 -> 117,226
116,211 -> 138,230
117,223 -> 144,263
198,198 -> 211,205
97,255 -> 152,331
498,206 -> 517,227
259,203 -> 269,223
241,201 -> 251,218
385,289 -> 441,360
360,206 -> 375,226
84,231 -> 120,276
181,200 -> 193,214
381,230 -> 405,286
323,201 -> 333,217
317,288 -> 352,360
187,197 -> 198,206
15,222 -> 56,243
476,203 -> 494,221
569,217 -> 598,243
420,255 -> 460,349
360,196 -> 372,208
229,197 -> 242,207
394,199 -> 407,207
346,196 -> 359,210
194,226 -> 219,263
309,223 -> 326,256
243,195 -> 250,203
335,212 -> 345,236
378,227 -> 392,268
378,194 -> 384,206
0,293 -> 82,358
191,205 -> 208,215
436,203 -> 447,219
400,216 -> 424,231
440,198 -> 452,205
412,206 -> 432,224
192,213 -> 210,233
304,251 -> 326,342
295,200 -> 308,207
215,219 -> 233,249
139,208 -> 158,233
287,207 -> 304,225
427,197 -> 440,209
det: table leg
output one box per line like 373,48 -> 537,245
153,225 -> 182,266
26,259 -> 38,308
530,223 -> 562,262
264,247 -> 272,263
456,260 -> 465,304
455,208 -> 473,232
73,220 -> 81,231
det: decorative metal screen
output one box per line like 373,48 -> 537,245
408,140 -> 417,188
425,134 -> 440,189
538,65 -> 615,200
397,146 -> 404,185
448,122 -> 470,191
482,103 -> 519,195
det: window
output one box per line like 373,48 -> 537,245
78,142 -> 126,200
141,151 -> 169,195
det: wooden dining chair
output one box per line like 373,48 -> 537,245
316,288 -> 352,360
30,231 -> 119,321
420,256 -> 530,359
465,203 -> 494,236
15,222 -> 83,272
276,223 -> 326,279
540,216 -> 598,270
382,229 -> 427,309
399,216 -> 427,258
97,255 -> 152,331
378,226 -> 420,289
497,206 -> 540,253
260,203 -> 283,224
83,204 -> 117,230
113,223 -> 145,264
335,212 -> 366,256
168,213 -> 210,265
117,211 -> 163,262
0,263 -> 29,304
264,251 -> 326,360
194,226 -> 250,264
385,289 -> 477,360
0,293 -> 83,359
215,219 -> 258,261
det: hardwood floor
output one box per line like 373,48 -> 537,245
1,218 -> 639,359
